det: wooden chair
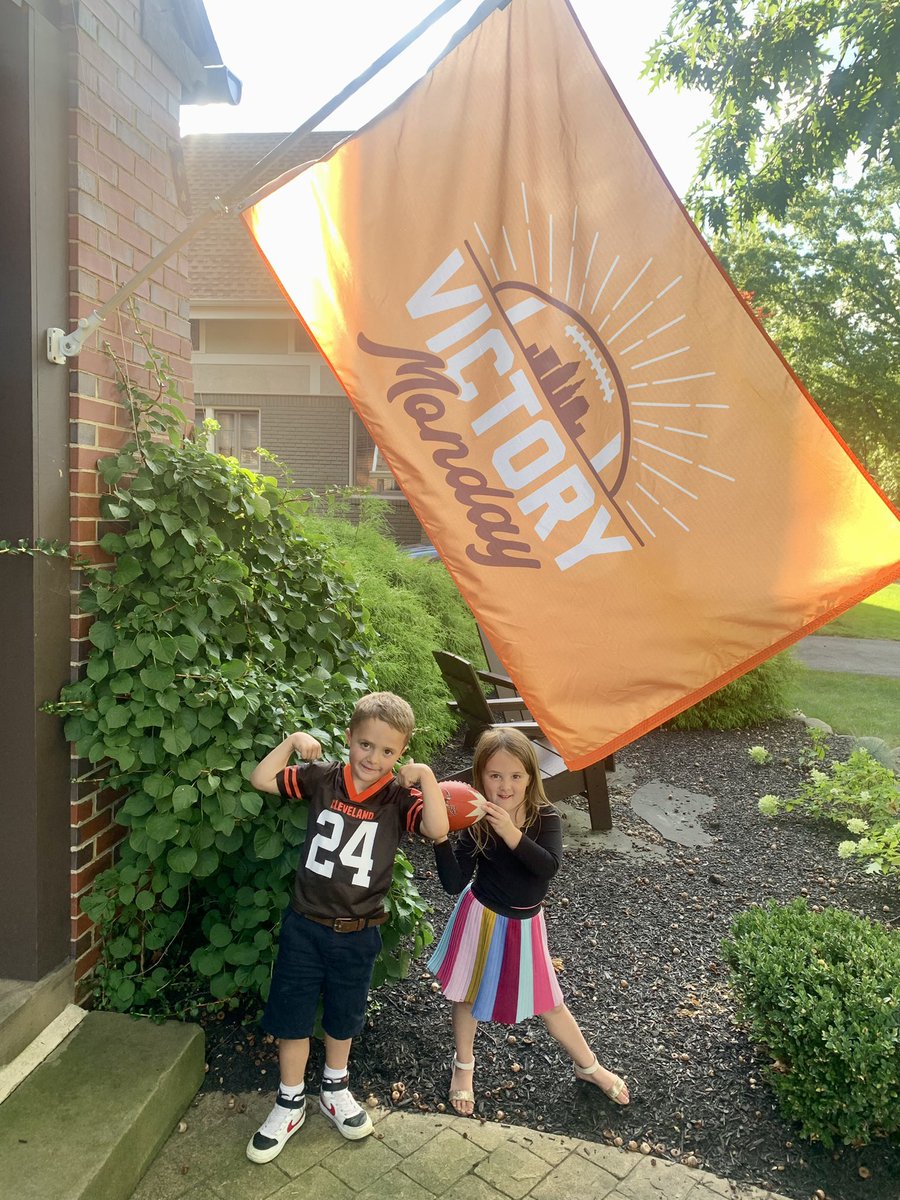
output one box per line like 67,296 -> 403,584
476,624 -> 616,781
433,650 -> 613,831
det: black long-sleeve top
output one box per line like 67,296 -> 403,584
433,805 -> 562,919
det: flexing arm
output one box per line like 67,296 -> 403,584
396,762 -> 450,841
249,731 -> 322,794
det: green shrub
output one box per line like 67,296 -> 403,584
671,652 -> 798,730
759,743 -> 900,876
49,356 -> 433,1016
303,497 -> 484,759
722,899 -> 900,1147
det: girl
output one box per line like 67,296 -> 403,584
428,727 -> 629,1115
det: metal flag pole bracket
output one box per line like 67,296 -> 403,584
44,0 -> 504,365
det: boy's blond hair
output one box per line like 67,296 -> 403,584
349,692 -> 415,744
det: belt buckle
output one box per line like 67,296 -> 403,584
333,917 -> 352,932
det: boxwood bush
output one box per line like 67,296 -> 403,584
304,496 -> 484,759
671,652 -> 798,730
722,898 -> 899,1147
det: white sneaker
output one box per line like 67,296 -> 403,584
318,1075 -> 373,1140
246,1090 -> 306,1163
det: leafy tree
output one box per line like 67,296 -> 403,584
714,167 -> 899,498
646,0 -> 900,228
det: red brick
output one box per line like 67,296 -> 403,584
79,88 -> 117,134
72,397 -> 118,425
96,425 -> 128,451
70,110 -> 96,144
96,788 -> 120,813
73,933 -> 99,970
71,850 -> 113,896
69,214 -> 100,248
97,126 -> 136,174
69,518 -> 97,544
71,799 -> 94,824
70,470 -> 100,494
70,446 -> 105,471
71,494 -> 101,520
97,178 -> 136,221
72,244 -> 118,281
116,215 -> 152,256
95,826 -> 125,857
71,911 -> 94,939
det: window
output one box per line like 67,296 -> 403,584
352,414 -> 399,493
195,407 -> 261,471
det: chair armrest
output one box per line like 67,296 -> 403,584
475,668 -> 517,689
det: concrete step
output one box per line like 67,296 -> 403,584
0,960 -> 74,1068
0,1010 -> 204,1200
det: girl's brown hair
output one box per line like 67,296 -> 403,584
470,727 -> 550,850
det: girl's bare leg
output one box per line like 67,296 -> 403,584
449,1001 -> 478,1115
540,1003 -> 629,1104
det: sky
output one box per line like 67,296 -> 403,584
181,0 -> 711,198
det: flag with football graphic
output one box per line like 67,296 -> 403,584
244,0 -> 900,769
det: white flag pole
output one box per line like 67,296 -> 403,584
47,0 -> 508,364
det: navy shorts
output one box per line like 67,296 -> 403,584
261,908 -> 382,1041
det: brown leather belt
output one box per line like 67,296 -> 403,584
301,911 -> 389,933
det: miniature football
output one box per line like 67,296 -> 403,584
440,779 -> 488,830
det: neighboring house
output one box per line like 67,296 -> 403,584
182,132 -> 425,544
1,0 -> 237,1024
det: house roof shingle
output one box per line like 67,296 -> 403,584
183,131 -> 348,302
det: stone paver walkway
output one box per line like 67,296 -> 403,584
132,1090 -> 792,1200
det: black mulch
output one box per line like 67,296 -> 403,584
200,720 -> 899,1200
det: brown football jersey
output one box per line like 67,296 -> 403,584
277,761 -> 423,919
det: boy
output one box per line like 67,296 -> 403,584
246,692 -> 448,1163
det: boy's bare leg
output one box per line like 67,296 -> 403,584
540,1003 -> 629,1103
450,1002 -> 477,1115
278,1036 -> 310,1086
323,1034 -> 352,1072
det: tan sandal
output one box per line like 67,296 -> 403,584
574,1056 -> 629,1105
449,1056 -> 475,1115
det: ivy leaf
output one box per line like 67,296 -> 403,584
167,845 -> 197,873
220,659 -> 248,681
253,827 -> 283,859
87,657 -> 109,682
146,811 -> 179,842
172,784 -> 198,813
89,621 -> 117,650
193,947 -> 223,977
140,664 -> 175,692
115,556 -> 143,586
113,642 -> 143,671
162,727 -> 192,756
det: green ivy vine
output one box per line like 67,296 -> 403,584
53,349 -> 433,1015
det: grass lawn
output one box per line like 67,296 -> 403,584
789,669 -> 900,746
818,583 -> 900,640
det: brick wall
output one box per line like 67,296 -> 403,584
64,0 -> 193,988
199,393 -> 426,544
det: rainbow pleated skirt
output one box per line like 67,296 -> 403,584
427,886 -> 563,1023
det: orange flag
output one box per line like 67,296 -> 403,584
244,0 -> 899,769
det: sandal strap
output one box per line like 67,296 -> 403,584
452,1057 -> 475,1071
575,1055 -> 600,1076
